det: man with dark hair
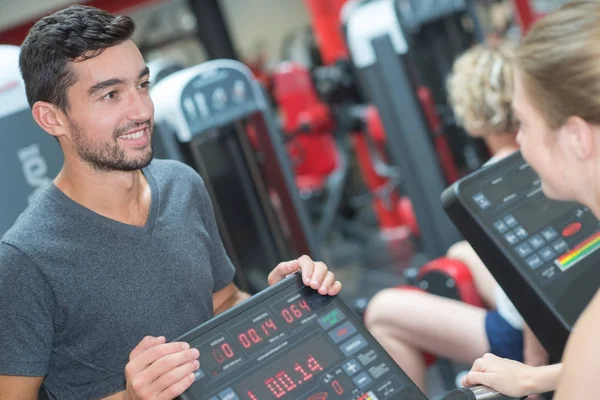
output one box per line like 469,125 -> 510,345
0,5 -> 342,399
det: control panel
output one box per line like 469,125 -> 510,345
177,274 -> 425,400
443,151 -> 600,359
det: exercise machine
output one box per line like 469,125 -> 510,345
444,151 -> 600,361
151,60 -> 319,293
175,273 -> 521,399
0,45 -> 63,236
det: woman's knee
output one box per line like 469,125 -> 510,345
364,288 -> 422,328
446,240 -> 475,261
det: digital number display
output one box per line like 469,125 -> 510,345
196,334 -> 244,378
228,311 -> 284,354
233,334 -> 341,400
272,293 -> 315,331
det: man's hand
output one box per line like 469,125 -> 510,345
124,336 -> 200,400
268,255 -> 342,296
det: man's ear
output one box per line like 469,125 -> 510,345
560,116 -> 594,160
31,101 -> 69,139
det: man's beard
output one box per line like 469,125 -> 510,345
70,119 -> 154,172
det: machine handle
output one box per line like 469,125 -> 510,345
436,385 -> 526,400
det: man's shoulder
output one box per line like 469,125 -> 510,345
1,185 -> 64,249
146,158 -> 204,185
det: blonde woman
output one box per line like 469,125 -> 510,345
363,42 -> 543,395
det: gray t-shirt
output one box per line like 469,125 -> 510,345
0,159 -> 236,399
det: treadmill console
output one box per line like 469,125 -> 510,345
443,152 -> 600,359
176,274 -> 426,400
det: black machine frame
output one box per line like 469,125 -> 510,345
443,151 -> 600,361
151,60 -> 320,292
344,0 -> 478,258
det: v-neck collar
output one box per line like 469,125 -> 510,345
47,165 -> 159,238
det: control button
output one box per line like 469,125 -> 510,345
562,222 -> 582,237
353,372 -> 373,389
329,321 -> 357,344
525,254 -> 543,270
494,220 -> 509,233
318,308 -> 346,330
504,232 -> 519,245
515,243 -> 533,258
232,80 -> 246,103
183,97 -> 197,118
528,235 -> 546,250
218,388 -> 239,400
514,226 -> 528,239
552,239 -> 568,254
342,359 -> 362,376
539,246 -> 556,262
340,335 -> 368,357
194,369 -> 205,382
212,88 -> 227,110
472,193 -> 491,209
539,265 -> 558,281
504,215 -> 518,228
541,227 -> 558,242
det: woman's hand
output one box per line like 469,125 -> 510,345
462,353 -> 537,398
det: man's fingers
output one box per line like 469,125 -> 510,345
318,272 -> 335,295
157,371 -> 197,400
308,262 -> 328,290
129,336 -> 165,360
142,347 -> 200,385
297,255 -> 314,286
130,342 -> 193,372
327,281 -> 342,296
151,358 -> 200,396
268,260 -> 300,285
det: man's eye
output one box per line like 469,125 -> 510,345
139,81 -> 151,90
103,91 -> 118,100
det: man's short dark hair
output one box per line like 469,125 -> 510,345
19,5 -> 135,112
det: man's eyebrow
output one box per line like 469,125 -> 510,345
139,65 -> 150,80
87,66 -> 150,97
87,78 -> 125,97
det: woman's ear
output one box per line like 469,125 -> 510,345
560,116 -> 594,160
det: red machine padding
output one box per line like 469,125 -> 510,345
417,257 -> 485,309
397,196 -> 420,238
272,62 -> 339,192
303,0 -> 350,66
416,86 -> 460,184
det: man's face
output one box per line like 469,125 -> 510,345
63,40 -> 154,172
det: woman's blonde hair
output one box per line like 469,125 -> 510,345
447,43 -> 518,137
516,1 -> 600,130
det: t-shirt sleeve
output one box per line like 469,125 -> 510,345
196,177 -> 237,292
0,242 -> 55,376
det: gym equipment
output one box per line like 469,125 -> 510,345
0,44 -> 56,400
345,0 -> 468,259
176,272 -> 520,399
147,58 -> 185,84
151,60 -> 319,293
443,151 -> 600,361
0,45 -> 63,237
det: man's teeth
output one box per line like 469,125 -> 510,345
120,130 -> 145,140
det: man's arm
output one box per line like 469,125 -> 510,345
213,283 -> 251,316
0,376 -> 44,400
